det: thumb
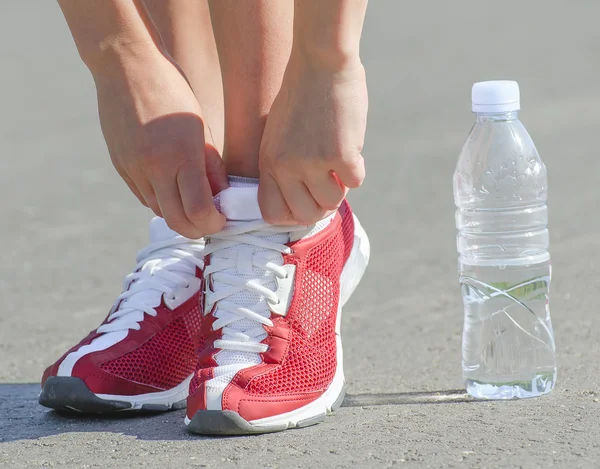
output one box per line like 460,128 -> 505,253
204,142 -> 229,195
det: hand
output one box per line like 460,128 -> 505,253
258,55 -> 367,225
94,50 -> 227,237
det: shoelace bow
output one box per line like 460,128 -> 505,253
97,236 -> 205,334
203,220 -> 306,353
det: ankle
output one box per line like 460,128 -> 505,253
224,157 -> 260,179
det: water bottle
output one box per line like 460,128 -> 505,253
453,80 -> 556,399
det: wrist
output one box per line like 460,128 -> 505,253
291,0 -> 366,73
287,41 -> 364,84
291,39 -> 362,73
58,0 -> 168,81
83,39 -> 167,81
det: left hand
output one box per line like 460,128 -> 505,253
258,54 -> 368,225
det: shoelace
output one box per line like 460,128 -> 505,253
204,220 -> 306,354
97,236 -> 205,334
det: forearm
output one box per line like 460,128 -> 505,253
57,0 -> 165,76
292,0 -> 368,70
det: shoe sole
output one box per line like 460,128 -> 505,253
186,214 -> 370,435
39,375 -> 191,414
187,386 -> 347,435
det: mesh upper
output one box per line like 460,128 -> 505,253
189,368 -> 202,395
100,304 -> 203,390
244,209 -> 355,395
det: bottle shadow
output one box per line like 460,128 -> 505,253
342,389 -> 473,407
0,384 -> 474,443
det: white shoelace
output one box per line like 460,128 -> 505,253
97,236 -> 205,334
204,221 -> 306,354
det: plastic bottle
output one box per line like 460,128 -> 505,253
453,80 -> 556,399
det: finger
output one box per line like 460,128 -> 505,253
151,174 -> 199,237
132,176 -> 162,217
177,162 -> 226,236
204,143 -> 229,195
280,180 -> 327,226
305,170 -> 346,211
258,172 -> 295,225
333,155 -> 366,189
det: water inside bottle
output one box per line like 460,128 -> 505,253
460,258 -> 556,399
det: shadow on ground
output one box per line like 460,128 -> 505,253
0,384 -> 472,443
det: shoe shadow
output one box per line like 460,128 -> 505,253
0,384 -> 474,443
0,383 -> 198,443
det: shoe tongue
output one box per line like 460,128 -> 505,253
210,177 -> 290,367
117,217 -> 197,319
147,215 -> 197,283
215,176 -> 261,221
149,217 -> 179,243
147,217 -> 197,276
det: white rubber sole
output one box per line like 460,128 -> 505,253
96,374 -> 193,410
185,214 -> 370,433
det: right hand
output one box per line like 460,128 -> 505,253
93,49 -> 227,238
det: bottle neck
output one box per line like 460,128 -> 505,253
475,111 -> 519,122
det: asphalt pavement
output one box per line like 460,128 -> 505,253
2,1 -> 600,468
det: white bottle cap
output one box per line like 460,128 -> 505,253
472,80 -> 520,113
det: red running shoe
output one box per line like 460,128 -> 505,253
186,185 -> 370,434
39,217 -> 206,413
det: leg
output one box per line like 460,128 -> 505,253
143,0 -> 224,153
208,0 -> 294,177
